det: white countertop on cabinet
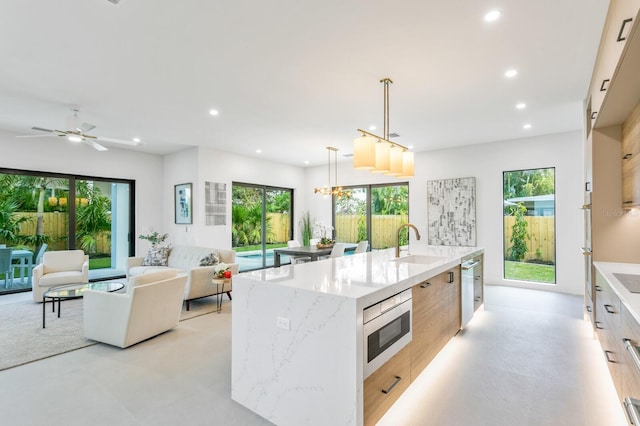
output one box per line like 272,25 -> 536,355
594,261 -> 640,324
231,244 -> 483,426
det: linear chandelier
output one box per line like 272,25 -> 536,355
353,78 -> 414,178
314,146 -> 351,199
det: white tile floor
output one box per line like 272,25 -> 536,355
0,285 -> 627,425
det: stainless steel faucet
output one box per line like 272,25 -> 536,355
396,223 -> 421,258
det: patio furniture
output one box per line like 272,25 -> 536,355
10,248 -> 34,287
287,240 -> 311,264
32,250 -> 89,302
83,270 -> 187,348
354,240 -> 369,254
34,243 -> 48,265
0,248 -> 14,288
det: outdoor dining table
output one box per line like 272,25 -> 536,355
10,249 -> 34,285
273,244 -> 356,267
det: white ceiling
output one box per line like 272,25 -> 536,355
0,0 -> 609,167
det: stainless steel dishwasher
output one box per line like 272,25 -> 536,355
461,258 -> 481,328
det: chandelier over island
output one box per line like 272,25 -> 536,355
314,146 -> 351,199
353,78 -> 414,178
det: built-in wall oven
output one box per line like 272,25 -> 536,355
363,288 -> 412,379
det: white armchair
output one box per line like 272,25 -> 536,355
32,250 -> 89,302
83,270 -> 187,348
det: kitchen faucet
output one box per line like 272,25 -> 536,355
396,223 -> 421,258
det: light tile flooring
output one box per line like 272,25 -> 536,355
0,286 -> 627,425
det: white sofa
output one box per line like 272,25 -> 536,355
127,245 -> 238,310
84,270 -> 187,348
32,250 -> 89,302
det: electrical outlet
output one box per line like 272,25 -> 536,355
276,317 -> 290,330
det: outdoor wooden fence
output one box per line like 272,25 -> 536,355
15,212 -> 110,253
503,216 -> 555,262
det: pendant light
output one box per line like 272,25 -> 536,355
314,147 -> 351,199
353,78 -> 414,178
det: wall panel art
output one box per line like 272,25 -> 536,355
427,177 -> 476,246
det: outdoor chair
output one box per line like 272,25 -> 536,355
0,248 -> 14,288
34,243 -> 48,265
354,241 -> 368,254
287,240 -> 311,264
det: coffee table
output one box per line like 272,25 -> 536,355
42,281 -> 125,328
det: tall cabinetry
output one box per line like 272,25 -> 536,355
585,0 -> 640,326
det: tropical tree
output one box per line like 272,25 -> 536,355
507,203 -> 529,261
75,183 -> 112,254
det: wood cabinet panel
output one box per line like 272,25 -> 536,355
410,266 -> 460,382
364,343 -> 411,426
622,103 -> 640,207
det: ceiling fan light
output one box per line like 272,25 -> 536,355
371,140 -> 390,173
67,135 -> 83,143
385,146 -> 403,176
353,135 -> 376,170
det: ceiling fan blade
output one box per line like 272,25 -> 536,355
83,138 -> 108,151
77,122 -> 96,133
94,136 -> 141,146
31,126 -> 56,133
16,134 -> 56,138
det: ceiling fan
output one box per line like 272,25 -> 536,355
17,108 -> 141,151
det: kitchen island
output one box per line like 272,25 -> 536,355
231,244 -> 483,426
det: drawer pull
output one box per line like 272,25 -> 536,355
595,285 -> 602,292
591,111 -> 597,119
447,271 -> 454,283
604,304 -> 615,314
617,18 -> 633,42
600,79 -> 610,91
624,153 -> 633,160
624,338 -> 640,374
381,376 -> 402,394
595,321 -> 603,329
474,297 -> 481,302
586,305 -> 592,313
624,397 -> 640,425
604,350 -> 615,363
419,282 -> 432,289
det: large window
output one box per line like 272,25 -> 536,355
0,169 -> 134,294
232,183 -> 293,271
503,168 -> 556,284
334,183 -> 409,249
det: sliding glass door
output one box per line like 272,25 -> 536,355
0,169 -> 134,294
232,183 -> 293,271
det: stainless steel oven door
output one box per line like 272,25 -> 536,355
364,298 -> 412,379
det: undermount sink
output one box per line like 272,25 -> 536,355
392,255 -> 446,264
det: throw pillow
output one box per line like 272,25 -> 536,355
142,245 -> 171,266
199,252 -> 220,267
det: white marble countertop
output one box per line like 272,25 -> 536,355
593,261 -> 640,324
239,244 -> 483,307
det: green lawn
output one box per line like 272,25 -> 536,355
89,257 -> 112,269
504,260 -> 555,284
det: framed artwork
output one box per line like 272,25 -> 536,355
427,177 -> 476,246
205,181 -> 227,225
175,183 -> 193,224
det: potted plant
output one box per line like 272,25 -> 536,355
138,232 -> 168,248
313,222 -> 335,248
299,211 -> 313,246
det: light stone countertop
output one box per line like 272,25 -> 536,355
594,261 -> 640,324
238,244 -> 484,307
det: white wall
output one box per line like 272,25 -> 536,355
304,131 -> 584,295
163,146 -> 306,249
0,129 -> 165,256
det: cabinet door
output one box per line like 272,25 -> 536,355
363,343 -> 411,426
622,103 -> 640,207
410,275 -> 448,381
595,272 -> 623,396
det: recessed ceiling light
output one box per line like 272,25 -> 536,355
209,109 -> 219,116
484,10 -> 501,22
505,69 -> 518,78
304,160 -> 310,165
369,125 -> 376,131
516,103 -> 526,110
133,137 -> 141,143
523,124 -> 532,129
407,145 -> 414,149
256,149 -> 262,154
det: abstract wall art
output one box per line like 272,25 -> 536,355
427,177 -> 476,246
